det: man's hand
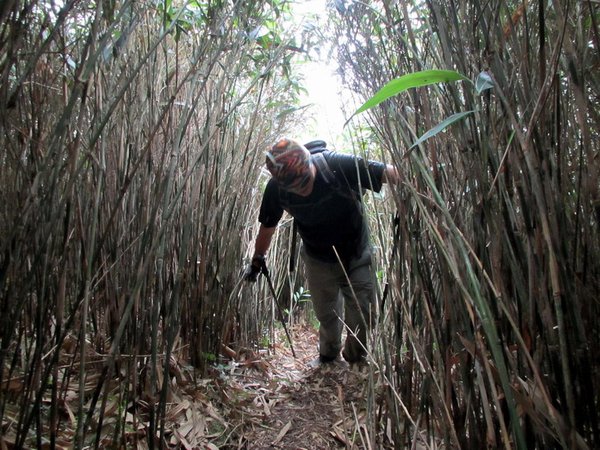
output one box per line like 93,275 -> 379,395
243,254 -> 266,282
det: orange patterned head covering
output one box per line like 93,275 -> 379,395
265,138 -> 313,193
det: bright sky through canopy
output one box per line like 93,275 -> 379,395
298,61 -> 346,145
291,0 -> 348,147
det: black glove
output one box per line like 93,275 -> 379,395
243,254 -> 266,282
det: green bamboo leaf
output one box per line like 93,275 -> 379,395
475,71 -> 494,94
408,110 -> 474,151
355,69 -> 469,115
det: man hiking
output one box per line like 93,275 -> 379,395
244,138 -> 398,365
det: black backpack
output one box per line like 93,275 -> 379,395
304,140 -> 337,186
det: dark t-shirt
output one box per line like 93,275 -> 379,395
258,151 -> 386,264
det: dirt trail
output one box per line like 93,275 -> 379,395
0,324 -> 410,449
218,325 -> 376,449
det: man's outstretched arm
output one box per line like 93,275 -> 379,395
253,224 -> 277,257
244,224 -> 277,282
383,165 -> 401,184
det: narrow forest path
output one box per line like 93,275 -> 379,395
215,325 -> 377,449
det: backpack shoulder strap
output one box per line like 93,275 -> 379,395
312,152 -> 337,186
289,152 -> 336,273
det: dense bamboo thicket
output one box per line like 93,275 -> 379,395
0,0 -> 309,447
2,0 -> 599,448
330,0 -> 599,449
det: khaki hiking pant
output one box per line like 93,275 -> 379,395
301,245 -> 375,363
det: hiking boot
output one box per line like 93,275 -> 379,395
342,349 -> 367,366
307,354 -> 348,369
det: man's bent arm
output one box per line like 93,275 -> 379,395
383,165 -> 400,184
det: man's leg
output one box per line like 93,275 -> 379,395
302,249 -> 344,360
340,247 -> 375,363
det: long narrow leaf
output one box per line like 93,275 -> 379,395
354,69 -> 469,115
407,110 -> 474,152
